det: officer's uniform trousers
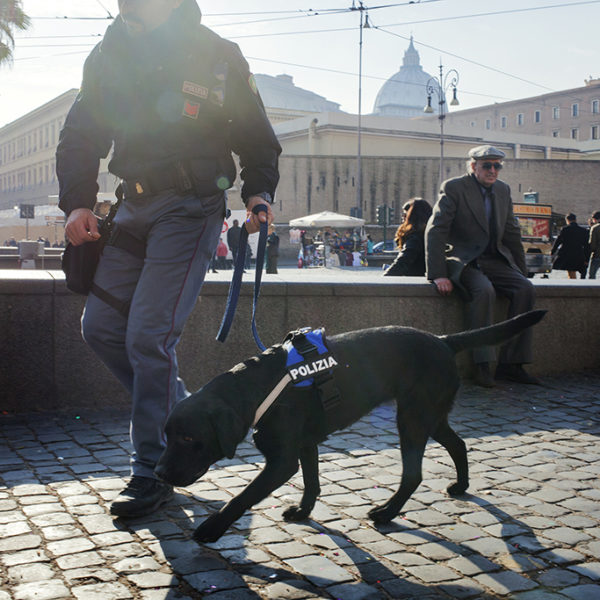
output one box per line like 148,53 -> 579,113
460,255 -> 535,365
82,189 -> 225,479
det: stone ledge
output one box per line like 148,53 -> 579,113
1,270 -> 599,412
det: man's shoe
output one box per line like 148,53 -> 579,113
495,364 -> 541,385
472,362 -> 495,388
110,476 -> 173,518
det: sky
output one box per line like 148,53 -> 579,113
1,0 -> 599,128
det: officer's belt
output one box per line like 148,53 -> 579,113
120,161 -> 194,200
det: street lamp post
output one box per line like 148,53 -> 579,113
352,0 -> 370,218
424,63 -> 459,185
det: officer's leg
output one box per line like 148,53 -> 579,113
459,263 -> 496,364
480,257 -> 536,364
125,193 -> 224,479
81,244 -> 144,393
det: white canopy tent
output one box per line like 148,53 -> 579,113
289,210 -> 365,229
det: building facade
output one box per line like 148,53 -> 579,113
443,78 -> 600,148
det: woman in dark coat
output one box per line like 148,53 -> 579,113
551,213 -> 590,279
383,198 -> 432,276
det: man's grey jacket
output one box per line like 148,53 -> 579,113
425,173 -> 527,289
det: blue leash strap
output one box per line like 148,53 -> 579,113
216,205 -> 268,350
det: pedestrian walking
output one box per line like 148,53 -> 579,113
551,213 -> 590,279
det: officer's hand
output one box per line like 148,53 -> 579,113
65,208 -> 101,246
433,277 -> 453,296
244,196 -> 273,234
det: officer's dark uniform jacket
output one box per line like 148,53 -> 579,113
56,0 -> 281,214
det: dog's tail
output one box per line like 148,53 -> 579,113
440,310 -> 547,355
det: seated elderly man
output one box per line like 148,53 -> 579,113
425,145 -> 539,388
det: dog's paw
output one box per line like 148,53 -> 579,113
447,482 -> 469,496
368,505 -> 394,524
193,514 -> 227,544
282,505 -> 311,522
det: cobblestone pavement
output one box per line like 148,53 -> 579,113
1,371 -> 599,600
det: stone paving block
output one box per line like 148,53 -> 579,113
386,551 -> 432,567
0,510 -> 26,524
0,520 -> 31,537
474,571 -> 538,595
285,555 -> 354,586
204,533 -> 248,551
568,561 -> 600,581
561,584 -> 600,600
1,548 -> 48,567
512,592 -> 572,600
462,535 -> 515,557
404,509 -> 455,527
113,555 -> 162,574
99,542 -> 150,561
248,525 -> 292,544
46,536 -> 95,557
7,562 -> 56,584
126,571 -> 178,589
266,541 -> 317,560
434,523 -> 486,542
0,533 -> 41,552
544,527 -> 592,546
183,568 -> 247,593
438,577 -> 487,599
21,503 -> 64,517
326,581 -> 382,599
63,567 -> 118,583
71,581 -> 133,599
497,553 -> 547,573
55,551 -> 104,570
220,546 -> 271,565
169,551 -> 227,575
266,579 -> 321,599
41,524 -> 84,541
77,514 -> 121,535
13,580 -> 71,600
404,563 -> 461,584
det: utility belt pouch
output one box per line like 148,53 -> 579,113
61,189 -> 122,295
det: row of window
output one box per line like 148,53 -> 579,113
550,125 -> 600,140
0,118 -> 64,166
483,99 -> 600,130
1,161 -> 57,193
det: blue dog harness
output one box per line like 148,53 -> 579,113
284,328 -> 338,387
252,328 -> 342,426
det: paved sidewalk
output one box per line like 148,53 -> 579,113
1,371 -> 599,600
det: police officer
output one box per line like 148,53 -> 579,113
56,0 -> 281,517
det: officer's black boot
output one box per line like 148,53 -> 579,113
110,476 -> 173,518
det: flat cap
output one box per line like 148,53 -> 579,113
468,145 -> 506,160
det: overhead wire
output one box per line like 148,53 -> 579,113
14,1 -> 599,108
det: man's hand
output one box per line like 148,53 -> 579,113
244,196 -> 273,234
433,277 -> 453,296
65,208 -> 101,246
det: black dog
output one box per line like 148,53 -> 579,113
155,310 -> 545,543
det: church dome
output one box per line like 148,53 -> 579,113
373,37 -> 435,118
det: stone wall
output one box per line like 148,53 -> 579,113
1,270 -> 599,413
273,156 -> 600,225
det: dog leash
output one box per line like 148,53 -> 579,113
216,204 -> 268,351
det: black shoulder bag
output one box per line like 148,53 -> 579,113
61,198 -> 121,295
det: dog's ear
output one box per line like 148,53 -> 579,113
209,405 -> 246,460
